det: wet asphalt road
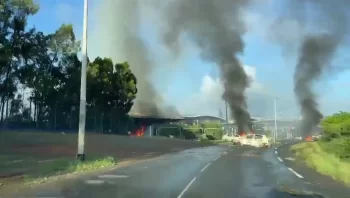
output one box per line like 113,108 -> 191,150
11,144 -> 349,198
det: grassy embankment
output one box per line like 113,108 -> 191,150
290,112 -> 350,185
0,132 -> 117,186
291,140 -> 350,185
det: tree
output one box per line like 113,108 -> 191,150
87,58 -> 137,132
321,111 -> 350,139
0,0 -> 39,122
1,2 -> 138,134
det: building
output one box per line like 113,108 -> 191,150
128,113 -> 184,136
182,115 -> 226,125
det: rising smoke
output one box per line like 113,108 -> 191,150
275,0 -> 349,136
91,0 -> 180,118
159,0 -> 252,132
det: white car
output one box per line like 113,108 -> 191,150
240,134 -> 270,148
222,134 -> 234,142
232,134 -> 241,144
295,136 -> 302,140
222,134 -> 242,144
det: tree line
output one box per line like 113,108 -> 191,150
0,0 -> 138,133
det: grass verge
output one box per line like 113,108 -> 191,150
25,156 -> 116,185
0,156 -> 116,187
291,141 -> 350,185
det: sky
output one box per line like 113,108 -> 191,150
27,0 -> 350,119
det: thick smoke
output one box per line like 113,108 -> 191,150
276,0 -> 349,136
91,0 -> 180,118
159,0 -> 252,132
295,35 -> 340,136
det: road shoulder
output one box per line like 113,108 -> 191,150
276,143 -> 350,197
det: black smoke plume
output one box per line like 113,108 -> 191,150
283,0 -> 348,136
294,35 -> 340,136
160,0 -> 252,132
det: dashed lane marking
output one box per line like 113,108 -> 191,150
98,174 -> 129,179
19,197 -> 64,198
285,157 -> 295,161
214,156 -> 220,161
200,163 -> 211,172
288,167 -> 304,178
277,157 -> 283,162
84,180 -> 105,185
275,150 -> 278,154
177,177 -> 196,198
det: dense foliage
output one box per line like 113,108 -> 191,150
0,0 -> 137,133
320,111 -> 350,158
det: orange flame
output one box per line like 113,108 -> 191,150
305,135 -> 313,142
130,125 -> 146,136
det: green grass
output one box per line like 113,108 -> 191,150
0,152 -> 116,186
24,156 -> 116,185
291,141 -> 350,185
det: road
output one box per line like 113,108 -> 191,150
10,143 -> 350,198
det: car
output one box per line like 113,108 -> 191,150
222,134 -> 234,142
295,136 -> 302,140
240,134 -> 270,148
232,134 -> 241,144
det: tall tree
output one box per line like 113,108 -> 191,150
0,0 -> 39,122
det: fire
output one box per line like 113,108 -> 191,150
130,125 -> 146,136
238,132 -> 248,137
305,135 -> 313,142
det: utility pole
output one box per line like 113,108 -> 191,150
77,0 -> 88,161
274,97 -> 278,144
225,100 -> 228,123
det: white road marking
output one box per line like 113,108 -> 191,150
84,180 -> 105,185
177,177 -> 196,198
20,197 -> 64,198
288,167 -> 304,178
277,157 -> 283,162
285,157 -> 295,161
98,174 -> 129,179
7,159 -> 23,164
214,156 -> 220,161
200,163 -> 211,172
275,147 -> 277,150
275,151 -> 278,154
38,159 -> 56,163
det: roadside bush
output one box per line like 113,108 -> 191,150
202,121 -> 223,140
322,112 -> 350,138
181,127 -> 203,140
182,128 -> 197,139
205,128 -> 223,140
320,137 -> 350,159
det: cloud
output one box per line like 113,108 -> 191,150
178,65 -> 270,117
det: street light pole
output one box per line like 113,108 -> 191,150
77,0 -> 88,161
225,100 -> 228,124
274,97 -> 278,144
